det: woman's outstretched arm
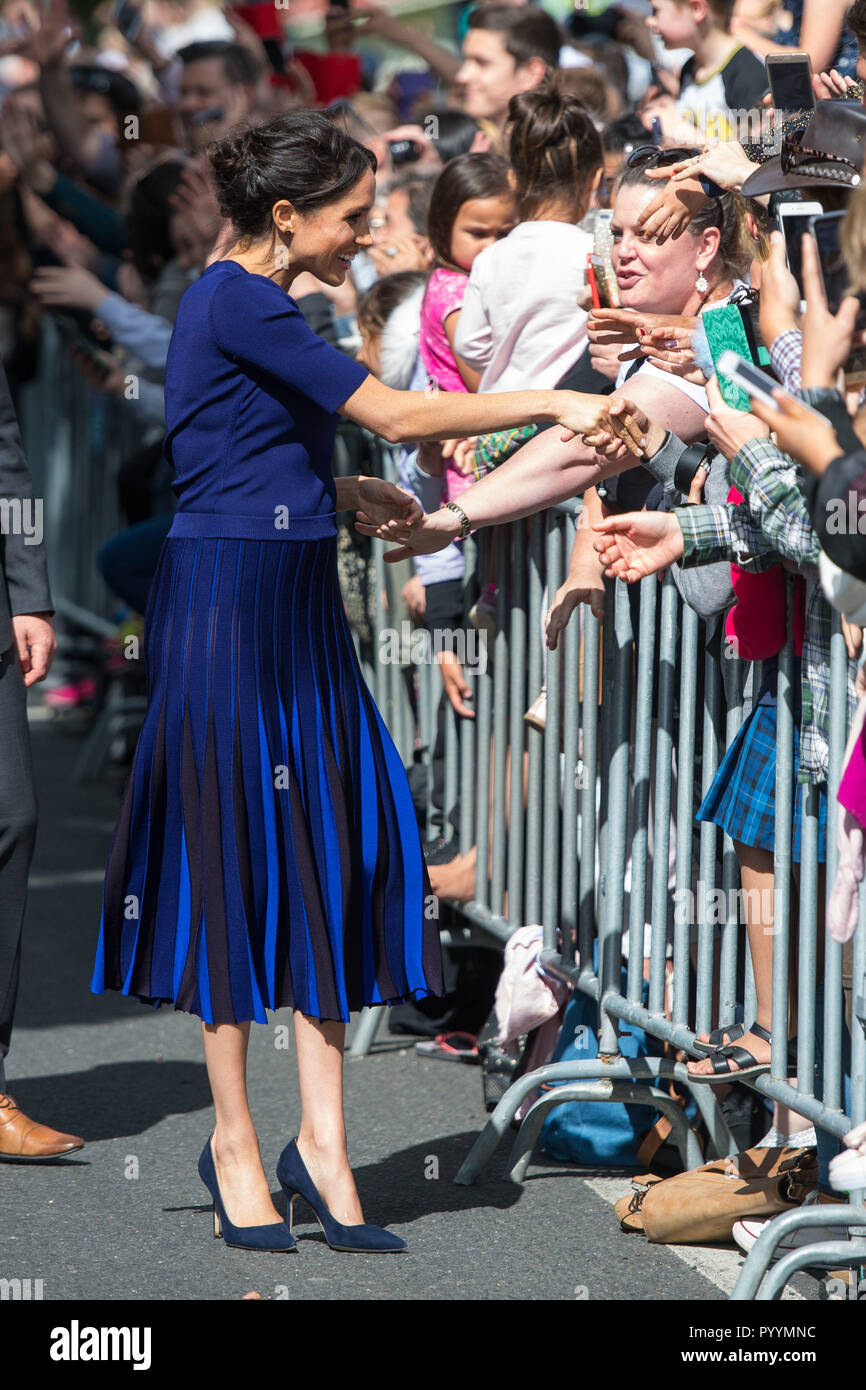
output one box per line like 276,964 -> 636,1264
337,373 -> 647,453
357,375 -> 709,557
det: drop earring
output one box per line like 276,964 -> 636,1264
695,272 -> 709,293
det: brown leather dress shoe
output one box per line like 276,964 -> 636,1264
0,1094 -> 84,1161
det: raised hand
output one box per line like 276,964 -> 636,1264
644,142 -> 758,195
704,374 -> 768,461
29,264 -> 108,313
800,230 -> 864,390
636,175 -> 708,242
593,511 -> 685,583
0,0 -> 76,64
755,229 -> 801,348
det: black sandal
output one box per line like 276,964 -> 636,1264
691,1021 -> 747,1056
687,1022 -> 775,1084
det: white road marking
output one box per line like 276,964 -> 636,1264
584,1176 -> 805,1300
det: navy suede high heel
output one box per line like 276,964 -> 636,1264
198,1137 -> 297,1253
276,1138 -> 406,1253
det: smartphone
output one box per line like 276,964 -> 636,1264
811,210 -> 866,385
110,0 -> 143,42
388,138 -> 422,168
593,211 -> 620,306
777,200 -> 823,302
766,52 -> 815,114
702,303 -> 757,410
717,351 -> 826,420
589,254 -> 615,309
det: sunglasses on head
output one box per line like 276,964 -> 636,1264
625,145 -> 699,169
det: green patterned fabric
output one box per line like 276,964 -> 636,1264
473,424 -> 539,480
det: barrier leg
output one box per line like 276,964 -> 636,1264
730,1204 -> 866,1299
348,1006 -> 382,1058
503,1080 -> 703,1183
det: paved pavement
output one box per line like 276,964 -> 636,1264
0,713 -> 821,1301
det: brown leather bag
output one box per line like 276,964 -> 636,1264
613,1145 -> 818,1245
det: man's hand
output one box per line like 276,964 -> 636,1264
11,612 -> 56,687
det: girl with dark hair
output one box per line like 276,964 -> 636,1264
90,107 -> 642,1256
420,153 -> 515,504
454,74 -> 604,394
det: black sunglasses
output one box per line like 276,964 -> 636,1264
625,145 -> 699,170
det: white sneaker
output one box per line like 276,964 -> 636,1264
732,1190 -> 852,1260
829,1148 -> 866,1193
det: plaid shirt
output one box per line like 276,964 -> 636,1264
677,436 -> 856,784
769,329 -> 803,394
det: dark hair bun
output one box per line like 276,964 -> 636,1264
209,110 -> 377,239
507,73 -> 602,216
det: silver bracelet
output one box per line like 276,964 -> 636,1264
443,500 -> 471,539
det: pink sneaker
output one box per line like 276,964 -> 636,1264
43,677 -> 98,711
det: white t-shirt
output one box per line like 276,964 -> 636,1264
454,221 -> 593,394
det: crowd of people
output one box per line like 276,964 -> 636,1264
2,0 -> 866,1277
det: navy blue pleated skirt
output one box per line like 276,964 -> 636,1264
91,531 -> 445,1025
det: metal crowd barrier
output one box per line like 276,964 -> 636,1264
18,315 -> 135,632
359,494 -> 866,1301
16,332 -> 866,1298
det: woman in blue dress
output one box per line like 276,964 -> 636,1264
90,110 -> 641,1254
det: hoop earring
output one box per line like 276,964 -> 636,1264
695,272 -> 709,293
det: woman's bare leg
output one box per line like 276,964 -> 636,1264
689,842 -> 778,1076
202,1020 -> 284,1226
294,1012 -> 364,1225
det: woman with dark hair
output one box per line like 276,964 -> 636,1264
90,107 -> 641,1255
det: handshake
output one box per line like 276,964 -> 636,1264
352,394 -> 652,562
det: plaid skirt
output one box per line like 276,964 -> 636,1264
696,690 -> 828,863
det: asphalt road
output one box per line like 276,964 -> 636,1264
0,716 -> 820,1302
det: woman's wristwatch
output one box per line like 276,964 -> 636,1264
443,500 -> 472,539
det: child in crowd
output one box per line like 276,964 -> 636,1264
454,73 -> 604,394
418,152 -> 516,507
647,0 -> 768,141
